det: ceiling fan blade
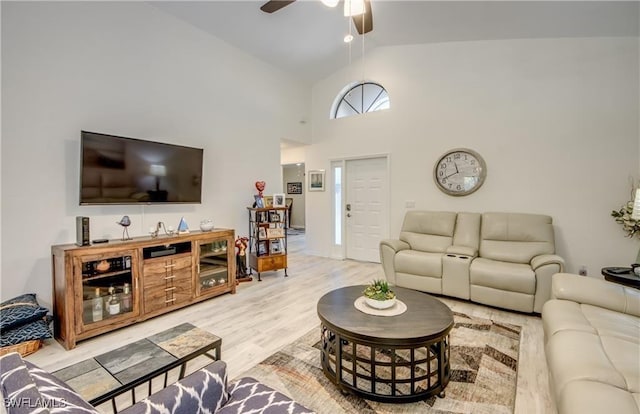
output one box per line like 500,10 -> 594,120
260,0 -> 296,13
352,0 -> 373,34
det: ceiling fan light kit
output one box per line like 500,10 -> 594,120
321,0 -> 340,7
344,0 -> 365,16
260,0 -> 373,35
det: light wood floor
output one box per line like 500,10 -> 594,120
27,235 -> 556,413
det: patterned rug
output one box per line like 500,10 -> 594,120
238,312 -> 521,414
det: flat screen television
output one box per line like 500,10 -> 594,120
79,131 -> 203,205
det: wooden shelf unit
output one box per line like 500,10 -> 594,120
247,206 -> 288,281
52,229 -> 235,350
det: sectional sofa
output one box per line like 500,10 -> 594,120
542,273 -> 640,413
380,211 -> 565,313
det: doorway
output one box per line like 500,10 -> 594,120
333,156 -> 389,263
282,163 -> 305,231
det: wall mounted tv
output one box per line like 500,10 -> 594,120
80,131 -> 203,205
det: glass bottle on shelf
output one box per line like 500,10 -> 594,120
121,283 -> 132,312
107,286 -> 120,315
92,287 -> 103,322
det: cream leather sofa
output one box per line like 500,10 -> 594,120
380,211 -> 564,313
542,273 -> 640,414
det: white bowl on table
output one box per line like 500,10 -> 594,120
365,297 -> 397,310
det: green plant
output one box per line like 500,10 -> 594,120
612,198 -> 640,239
363,279 -> 396,301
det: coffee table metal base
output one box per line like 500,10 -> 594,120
320,324 -> 450,403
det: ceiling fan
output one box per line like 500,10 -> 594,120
260,0 -> 373,35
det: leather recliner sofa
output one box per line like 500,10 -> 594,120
542,273 -> 640,414
380,211 -> 565,313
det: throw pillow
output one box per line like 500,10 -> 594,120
119,360 -> 229,414
0,294 -> 49,332
218,377 -> 314,414
0,317 -> 52,348
0,352 -> 44,414
24,361 -> 100,414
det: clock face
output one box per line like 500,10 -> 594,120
434,148 -> 486,196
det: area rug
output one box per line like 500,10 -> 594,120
237,312 -> 521,414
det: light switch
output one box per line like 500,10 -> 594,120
405,200 -> 415,208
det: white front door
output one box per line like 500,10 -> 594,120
345,157 -> 388,262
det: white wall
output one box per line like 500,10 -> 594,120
1,2 -> 310,304
281,146 -> 306,165
306,37 -> 640,275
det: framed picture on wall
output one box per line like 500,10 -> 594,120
287,182 -> 302,194
308,170 -> 325,192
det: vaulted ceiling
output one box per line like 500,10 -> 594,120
152,1 -> 639,83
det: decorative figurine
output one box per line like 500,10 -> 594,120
117,215 -> 132,241
177,217 -> 189,234
235,236 -> 251,282
253,181 -> 266,208
255,181 -> 266,196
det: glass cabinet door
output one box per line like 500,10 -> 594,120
197,239 -> 229,293
78,251 -> 137,327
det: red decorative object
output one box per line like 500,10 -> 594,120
255,181 -> 266,196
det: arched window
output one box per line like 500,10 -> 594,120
331,82 -> 390,119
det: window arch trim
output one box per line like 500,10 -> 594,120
330,81 -> 390,120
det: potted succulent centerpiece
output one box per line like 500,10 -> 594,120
363,279 -> 397,310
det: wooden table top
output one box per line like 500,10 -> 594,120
317,285 -> 454,346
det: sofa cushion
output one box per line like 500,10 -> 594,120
552,273 -> 640,317
395,250 -> 442,278
545,330 -> 635,398
218,377 -> 313,414
0,294 -> 49,332
399,211 -> 456,253
542,300 -> 597,341
479,213 -> 555,263
120,360 -> 229,414
559,380 -> 640,414
470,257 -> 535,294
452,212 -> 481,250
0,352 -> 99,414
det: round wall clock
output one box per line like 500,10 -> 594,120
433,148 -> 487,196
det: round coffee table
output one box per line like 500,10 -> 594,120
317,285 -> 454,403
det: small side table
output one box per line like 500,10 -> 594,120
601,267 -> 640,289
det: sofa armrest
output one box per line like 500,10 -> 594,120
379,239 -> 410,286
445,245 -> 477,257
380,239 -> 410,253
531,254 -> 565,271
119,361 -> 229,414
551,273 -> 640,317
531,255 -> 565,313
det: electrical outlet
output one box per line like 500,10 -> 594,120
578,266 -> 587,276
405,200 -> 415,208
